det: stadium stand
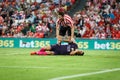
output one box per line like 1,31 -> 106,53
0,0 -> 76,38
0,0 -> 120,39
73,0 -> 120,39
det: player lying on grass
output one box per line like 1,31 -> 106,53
30,42 -> 84,56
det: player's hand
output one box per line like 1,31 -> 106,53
70,51 -> 75,56
70,38 -> 76,43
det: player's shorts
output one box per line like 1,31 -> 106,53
59,26 -> 71,36
50,44 -> 60,55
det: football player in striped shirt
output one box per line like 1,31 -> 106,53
56,8 -> 75,44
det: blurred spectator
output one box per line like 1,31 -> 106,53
0,0 -> 119,39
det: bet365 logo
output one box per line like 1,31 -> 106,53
19,40 -> 50,48
94,41 -> 120,50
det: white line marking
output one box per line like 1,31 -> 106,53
0,53 -> 27,55
0,66 -> 50,69
50,68 -> 120,80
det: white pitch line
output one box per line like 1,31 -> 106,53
0,53 -> 27,55
50,68 -> 120,80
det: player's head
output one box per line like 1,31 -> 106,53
58,8 -> 66,17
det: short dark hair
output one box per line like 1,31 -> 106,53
58,8 -> 67,17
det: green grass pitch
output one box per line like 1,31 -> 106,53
0,48 -> 120,80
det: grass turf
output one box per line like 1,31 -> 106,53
0,48 -> 120,80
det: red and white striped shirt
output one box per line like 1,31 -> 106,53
56,14 -> 74,27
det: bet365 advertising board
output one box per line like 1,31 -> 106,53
0,38 -> 120,50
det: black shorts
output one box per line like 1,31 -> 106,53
50,44 -> 61,55
59,26 -> 71,36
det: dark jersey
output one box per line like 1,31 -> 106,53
51,43 -> 78,55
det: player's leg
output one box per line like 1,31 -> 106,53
39,45 -> 51,52
58,26 -> 73,43
36,51 -> 54,55
46,51 -> 55,55
58,26 -> 67,44
31,44 -> 60,55
30,46 -> 52,55
67,26 -> 76,43
31,47 -> 56,56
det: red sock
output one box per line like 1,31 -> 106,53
39,48 -> 45,52
37,51 -> 47,55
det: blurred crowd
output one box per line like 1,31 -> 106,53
0,0 -> 120,39
0,0 -> 75,38
73,0 -> 120,39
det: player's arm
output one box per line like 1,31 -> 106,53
56,23 -> 59,39
70,49 -> 83,55
56,23 -> 62,44
69,49 -> 78,55
71,25 -> 75,40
